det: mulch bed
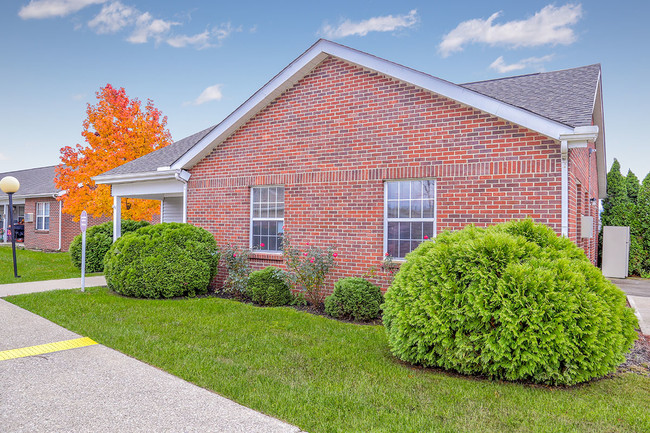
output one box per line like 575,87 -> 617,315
618,332 -> 650,376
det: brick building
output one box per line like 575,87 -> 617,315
95,40 -> 606,292
0,165 -> 109,251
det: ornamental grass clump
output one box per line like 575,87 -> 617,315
104,223 -> 219,299
382,219 -> 638,385
70,220 -> 149,272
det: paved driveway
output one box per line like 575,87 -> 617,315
609,278 -> 650,336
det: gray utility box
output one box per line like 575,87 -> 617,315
601,226 -> 630,279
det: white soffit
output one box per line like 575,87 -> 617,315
172,39 -> 575,171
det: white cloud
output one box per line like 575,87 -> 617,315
166,23 -> 236,49
88,1 -> 135,34
0,152 -> 8,161
187,84 -> 223,106
439,4 -> 582,57
19,0 -> 105,19
489,54 -> 555,73
320,9 -> 418,39
167,30 -> 211,49
127,12 -> 177,44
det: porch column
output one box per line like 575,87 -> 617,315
113,195 -> 121,241
2,204 -> 7,242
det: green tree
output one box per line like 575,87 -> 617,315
626,170 -> 640,202
636,173 -> 650,276
601,159 -> 632,227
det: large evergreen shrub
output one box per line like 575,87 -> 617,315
383,219 -> 638,385
104,223 -> 219,298
70,220 -> 150,272
247,267 -> 294,306
325,277 -> 383,321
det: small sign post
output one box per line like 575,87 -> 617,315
80,210 -> 88,292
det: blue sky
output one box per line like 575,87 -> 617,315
1,1 -> 649,180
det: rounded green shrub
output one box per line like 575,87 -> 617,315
70,220 -> 150,272
325,277 -> 383,321
247,267 -> 294,306
382,219 -> 638,385
104,223 -> 219,299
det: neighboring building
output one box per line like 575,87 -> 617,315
0,165 -> 109,251
94,40 -> 606,292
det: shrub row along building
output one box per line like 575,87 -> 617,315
22,40 -> 606,290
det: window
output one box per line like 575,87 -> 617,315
251,186 -> 284,252
385,180 -> 436,258
36,202 -> 50,231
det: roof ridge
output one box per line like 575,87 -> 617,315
0,164 -> 58,176
461,63 -> 601,86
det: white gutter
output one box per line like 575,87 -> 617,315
93,170 -> 180,185
559,126 -> 600,237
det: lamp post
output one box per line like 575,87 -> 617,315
0,176 -> 20,278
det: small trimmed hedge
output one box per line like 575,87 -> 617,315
325,277 -> 383,321
104,223 -> 219,298
70,220 -> 150,272
382,219 -> 638,385
247,267 -> 293,306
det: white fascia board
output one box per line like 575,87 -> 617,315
93,170 -> 180,185
172,39 -> 576,171
172,46 -> 329,170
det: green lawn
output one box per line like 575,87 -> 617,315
0,246 -> 91,284
6,287 -> 650,433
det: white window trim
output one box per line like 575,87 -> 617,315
383,179 -> 437,259
36,202 -> 50,231
250,185 -> 284,253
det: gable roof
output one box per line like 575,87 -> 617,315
100,125 -> 217,177
95,39 -> 602,182
0,165 -> 59,200
461,64 -> 601,128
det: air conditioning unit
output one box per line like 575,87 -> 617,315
25,213 -> 34,223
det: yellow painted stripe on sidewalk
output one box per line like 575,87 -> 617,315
0,337 -> 97,361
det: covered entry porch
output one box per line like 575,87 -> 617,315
94,170 -> 190,241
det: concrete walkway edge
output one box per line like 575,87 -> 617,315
0,275 -> 107,297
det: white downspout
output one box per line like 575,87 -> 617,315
174,171 -> 191,224
57,197 -> 62,251
113,195 -> 121,241
561,140 -> 569,237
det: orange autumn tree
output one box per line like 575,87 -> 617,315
55,84 -> 172,221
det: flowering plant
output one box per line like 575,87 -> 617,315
220,244 -> 251,297
282,235 -> 337,306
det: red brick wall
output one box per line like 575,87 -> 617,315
568,145 -> 599,263
187,57 -> 566,294
23,197 -> 111,251
24,197 -> 61,251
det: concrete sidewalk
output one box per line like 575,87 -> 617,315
0,299 -> 302,432
0,276 -> 107,297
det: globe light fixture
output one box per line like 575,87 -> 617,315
0,176 -> 21,278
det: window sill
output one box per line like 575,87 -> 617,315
249,251 -> 283,261
35,230 -> 50,234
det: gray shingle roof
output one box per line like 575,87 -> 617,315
99,125 -> 217,176
461,64 -> 600,128
0,165 -> 59,199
